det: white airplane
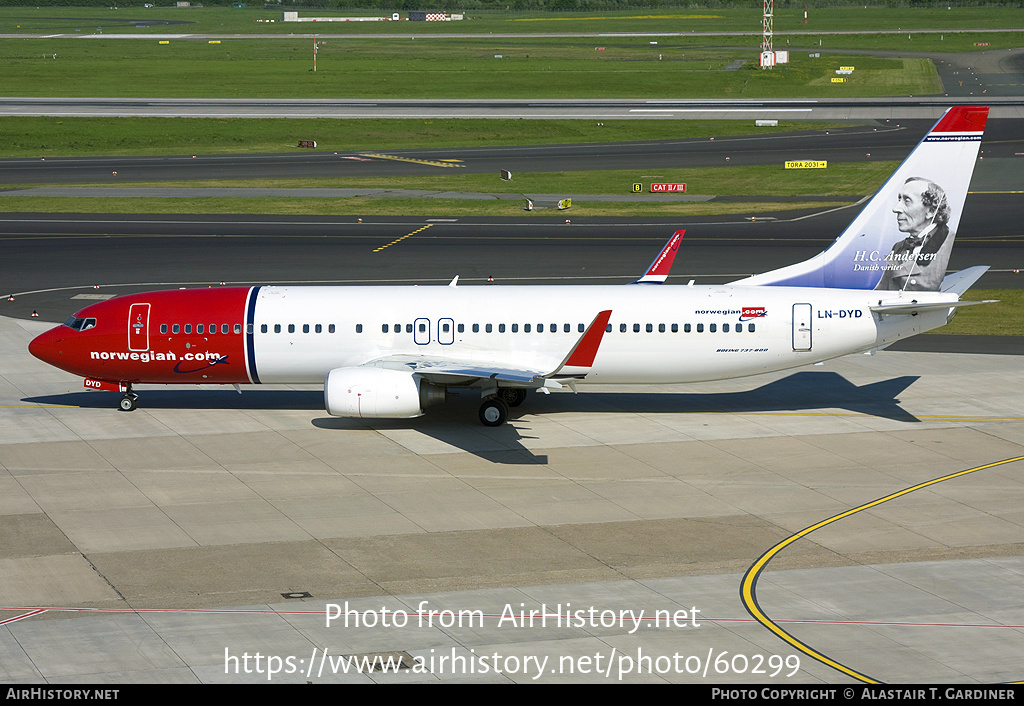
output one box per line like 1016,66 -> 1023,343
29,106 -> 993,426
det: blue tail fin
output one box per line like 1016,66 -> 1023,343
736,106 -> 989,291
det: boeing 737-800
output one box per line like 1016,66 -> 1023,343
29,106 -> 993,426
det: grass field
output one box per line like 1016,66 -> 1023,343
935,290 -> 1023,336
9,161 -> 896,198
0,117 -> 849,158
2,6 -> 1023,36
4,4 -> 1019,99
0,37 -> 944,99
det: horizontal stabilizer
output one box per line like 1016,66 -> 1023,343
940,266 -> 989,296
870,299 -> 996,316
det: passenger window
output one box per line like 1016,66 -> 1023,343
684,323 -> 691,333
261,324 -> 268,334
382,324 -> 389,333
620,323 -> 627,333
274,324 -> 281,333
197,324 -> 204,334
709,324 -> 717,333
748,323 -> 756,333
458,324 -> 465,333
696,324 -> 703,333
315,324 -> 322,333
512,324 -> 519,333
234,324 -> 241,334
524,324 -> 531,333
160,324 -> 168,334
329,324 -> 336,333
499,324 -> 506,333
485,324 -> 492,333
288,324 -> 295,334
172,324 -> 180,334
473,324 -> 480,333
646,324 -> 653,333
222,324 -> 229,334
659,324 -> 666,333
356,324 -> 363,333
303,324 -> 310,334
579,324 -> 586,333
184,324 -> 192,334
633,323 -> 640,333
671,324 -> 678,333
723,323 -> 730,333
406,324 -> 412,333
564,324 -> 570,333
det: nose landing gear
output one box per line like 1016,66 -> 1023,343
119,384 -> 138,412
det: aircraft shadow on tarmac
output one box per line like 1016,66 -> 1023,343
26,372 -> 920,466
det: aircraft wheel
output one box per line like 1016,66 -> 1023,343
119,395 -> 137,412
498,387 -> 527,408
479,397 -> 509,427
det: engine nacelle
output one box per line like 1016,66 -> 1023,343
324,367 -> 447,419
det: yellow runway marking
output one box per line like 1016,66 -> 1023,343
740,455 -> 1024,684
360,153 -> 466,168
372,223 -> 433,253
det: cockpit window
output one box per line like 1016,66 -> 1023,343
63,316 -> 97,331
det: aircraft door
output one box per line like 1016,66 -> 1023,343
792,303 -> 812,351
438,318 -> 455,345
414,317 -> 431,345
128,303 -> 151,352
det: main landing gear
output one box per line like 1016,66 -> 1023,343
478,388 -> 527,427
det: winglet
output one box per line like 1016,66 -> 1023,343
546,309 -> 612,376
633,230 -> 684,284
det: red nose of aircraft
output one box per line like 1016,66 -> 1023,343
28,326 -> 65,368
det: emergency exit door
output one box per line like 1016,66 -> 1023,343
792,303 -> 812,351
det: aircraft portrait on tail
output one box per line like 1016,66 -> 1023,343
875,176 -> 954,292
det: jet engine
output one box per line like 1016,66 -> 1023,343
324,367 -> 447,419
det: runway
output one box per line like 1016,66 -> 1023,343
4,97 -> 1024,121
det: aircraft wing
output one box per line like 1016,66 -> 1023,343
360,310 -> 613,388
366,357 -> 548,386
